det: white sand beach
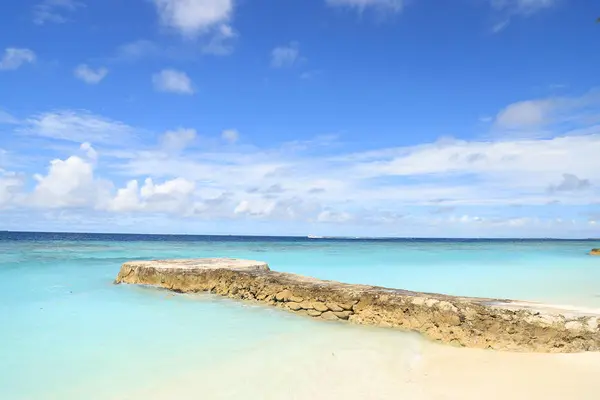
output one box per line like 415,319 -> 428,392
123,322 -> 600,400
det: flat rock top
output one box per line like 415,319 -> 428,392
123,258 -> 270,272
121,258 -> 600,319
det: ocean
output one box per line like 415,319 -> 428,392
2,232 -> 600,399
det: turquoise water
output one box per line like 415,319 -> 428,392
2,233 -> 600,399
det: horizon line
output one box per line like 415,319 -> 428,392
1,230 -> 598,240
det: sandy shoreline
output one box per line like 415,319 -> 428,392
114,259 -> 600,399
121,321 -> 600,400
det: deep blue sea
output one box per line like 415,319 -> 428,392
2,232 -> 600,399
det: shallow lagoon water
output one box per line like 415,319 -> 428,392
2,233 -> 600,399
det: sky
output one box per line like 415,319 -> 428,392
0,0 -> 599,237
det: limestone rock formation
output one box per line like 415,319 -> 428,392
114,258 -> 600,353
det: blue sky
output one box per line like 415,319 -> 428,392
1,0 -> 599,237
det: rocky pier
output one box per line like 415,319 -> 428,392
114,258 -> 600,353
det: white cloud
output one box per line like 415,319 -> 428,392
8,103 -> 600,215
221,129 -> 239,144
326,0 -> 405,12
141,177 -> 195,198
21,110 -> 137,144
109,180 -> 141,212
109,177 -> 196,214
30,155 -> 111,209
234,199 -> 275,217
495,99 -> 554,127
270,42 -> 300,68
230,196 -> 319,220
160,128 -> 197,152
153,0 -> 233,37
74,64 -> 108,84
4,90 -> 600,237
0,48 -> 36,71
351,134 -> 600,182
493,90 -> 600,134
33,0 -> 84,25
152,69 -> 195,94
111,122 -> 600,213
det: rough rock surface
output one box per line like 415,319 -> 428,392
115,258 -> 600,353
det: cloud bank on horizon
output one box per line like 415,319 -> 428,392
0,0 -> 598,237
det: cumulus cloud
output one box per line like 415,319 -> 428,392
33,0 -> 84,25
9,104 -> 600,215
109,177 -> 196,214
3,91 -> 600,236
112,126 -> 600,215
110,180 -> 141,212
153,0 -> 233,37
152,69 -> 195,94
30,155 -> 111,209
0,48 -> 36,70
270,42 -> 300,68
141,177 -> 194,198
74,64 -> 108,84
